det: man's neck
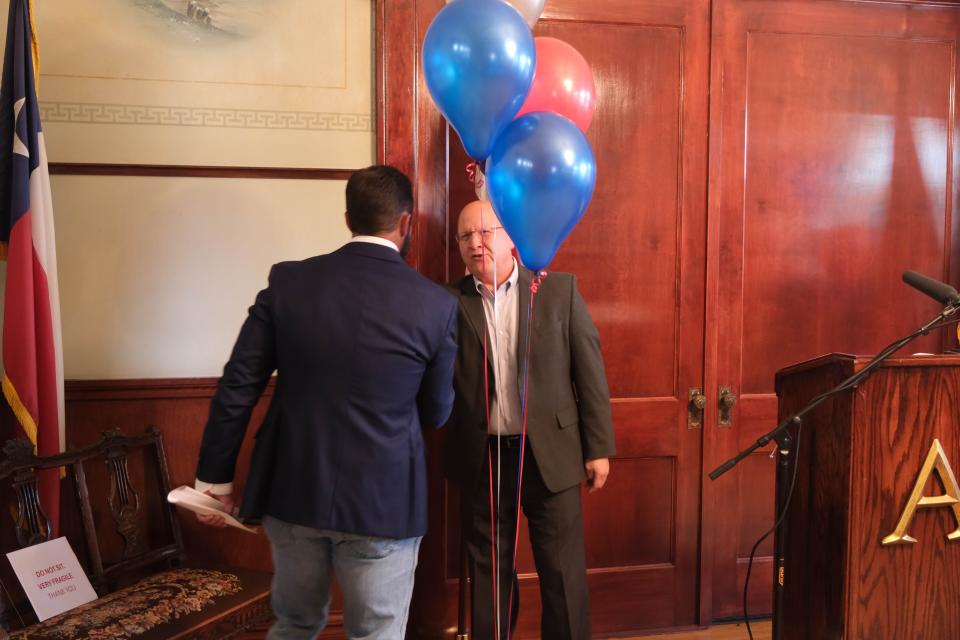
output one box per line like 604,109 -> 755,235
476,260 -> 516,291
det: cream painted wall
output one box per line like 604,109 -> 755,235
0,1 -> 374,380
52,175 -> 352,379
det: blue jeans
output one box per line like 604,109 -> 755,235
263,516 -> 422,640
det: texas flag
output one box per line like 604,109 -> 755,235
0,0 -> 64,534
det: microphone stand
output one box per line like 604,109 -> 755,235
709,300 -> 960,639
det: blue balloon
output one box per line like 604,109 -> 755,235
486,112 -> 597,271
423,0 -> 535,161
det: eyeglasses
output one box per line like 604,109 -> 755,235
456,226 -> 503,243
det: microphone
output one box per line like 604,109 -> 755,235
903,271 -> 960,305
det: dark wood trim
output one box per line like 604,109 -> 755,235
48,163 -> 356,181
377,0 -> 450,284
64,377 -> 275,401
375,0 -> 416,175
377,4 -> 455,638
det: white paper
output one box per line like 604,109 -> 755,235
6,537 -> 98,621
167,485 -> 256,533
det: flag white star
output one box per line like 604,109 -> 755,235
12,97 -> 28,158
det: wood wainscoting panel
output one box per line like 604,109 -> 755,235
63,378 -> 275,572
30,378 -> 347,638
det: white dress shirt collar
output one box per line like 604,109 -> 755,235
349,235 -> 399,252
473,259 -> 519,298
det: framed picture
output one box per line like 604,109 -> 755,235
34,0 -> 374,170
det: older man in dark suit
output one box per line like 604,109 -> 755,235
194,165 -> 458,640
444,200 -> 615,640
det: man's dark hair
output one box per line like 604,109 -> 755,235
345,165 -> 413,234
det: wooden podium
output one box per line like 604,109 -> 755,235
773,354 -> 960,640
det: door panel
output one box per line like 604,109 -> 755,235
705,0 -> 960,620
444,1 -> 711,635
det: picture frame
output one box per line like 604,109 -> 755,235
33,0 -> 374,172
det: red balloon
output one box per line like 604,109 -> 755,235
516,37 -> 596,132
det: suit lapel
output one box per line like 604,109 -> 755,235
516,267 -> 533,392
458,277 -> 495,372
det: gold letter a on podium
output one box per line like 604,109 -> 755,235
882,439 -> 960,546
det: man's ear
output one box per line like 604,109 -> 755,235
344,211 -> 353,232
399,211 -> 413,236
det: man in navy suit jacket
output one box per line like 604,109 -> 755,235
194,165 -> 457,640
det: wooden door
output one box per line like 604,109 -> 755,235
703,0 -> 960,621
543,1 -> 711,634
443,1 -> 712,635
383,0 -> 960,634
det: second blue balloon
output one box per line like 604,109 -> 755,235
486,112 -> 597,272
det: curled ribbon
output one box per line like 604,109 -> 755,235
530,271 -> 547,293
465,161 -> 485,190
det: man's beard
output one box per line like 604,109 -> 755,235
400,228 -> 413,259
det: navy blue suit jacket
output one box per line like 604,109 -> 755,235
196,241 -> 458,538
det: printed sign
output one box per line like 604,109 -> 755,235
6,537 -> 98,621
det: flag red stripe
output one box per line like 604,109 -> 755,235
3,210 -> 60,532
3,212 -> 39,421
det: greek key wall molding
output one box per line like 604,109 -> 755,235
39,102 -> 373,132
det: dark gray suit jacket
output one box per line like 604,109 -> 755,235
442,267 -> 615,494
